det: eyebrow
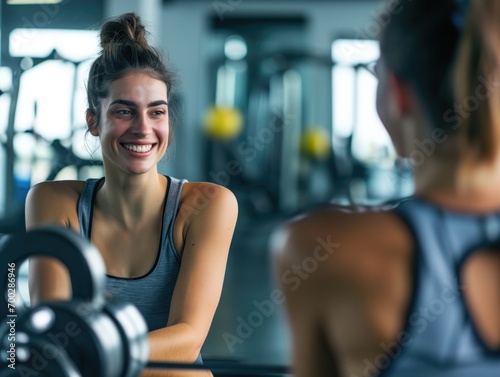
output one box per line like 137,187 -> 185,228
109,99 -> 169,107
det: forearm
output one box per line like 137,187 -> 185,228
140,323 -> 211,377
148,323 -> 203,362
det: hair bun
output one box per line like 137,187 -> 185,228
100,12 -> 149,50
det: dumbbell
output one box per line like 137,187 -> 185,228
0,226 -> 149,377
0,335 -> 82,377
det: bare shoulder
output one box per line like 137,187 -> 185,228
25,180 -> 86,231
27,180 -> 84,198
273,203 -> 413,280
180,182 -> 238,220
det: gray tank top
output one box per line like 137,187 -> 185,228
379,197 -> 500,377
77,176 -> 203,364
77,175 -> 185,330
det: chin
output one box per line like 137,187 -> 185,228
122,165 -> 156,176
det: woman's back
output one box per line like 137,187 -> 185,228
275,197 -> 500,376
385,197 -> 500,376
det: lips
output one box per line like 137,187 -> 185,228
122,144 -> 154,153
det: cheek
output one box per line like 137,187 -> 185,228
376,80 -> 389,126
376,82 -> 394,139
97,123 -> 121,148
163,119 -> 171,144
376,81 -> 404,155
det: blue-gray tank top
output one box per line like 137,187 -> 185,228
77,176 -> 203,364
379,197 -> 500,377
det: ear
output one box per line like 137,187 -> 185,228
387,73 -> 413,119
86,109 -> 99,136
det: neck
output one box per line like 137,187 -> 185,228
413,153 -> 458,194
97,169 -> 167,227
413,150 -> 500,211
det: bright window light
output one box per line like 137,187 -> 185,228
332,65 -> 354,138
15,60 -> 75,139
332,38 -> 379,65
331,38 -> 394,163
9,28 -> 99,62
0,68 -> 13,136
351,69 -> 393,162
9,29 -> 100,169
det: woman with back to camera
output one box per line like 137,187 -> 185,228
274,0 -> 500,376
25,13 -> 238,376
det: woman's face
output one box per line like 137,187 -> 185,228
90,71 -> 170,176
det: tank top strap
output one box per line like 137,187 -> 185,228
393,198 -> 459,285
162,176 -> 188,262
77,178 -> 103,240
393,198 -> 500,270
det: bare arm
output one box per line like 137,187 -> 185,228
273,209 -> 413,377
141,184 -> 238,377
25,182 -> 77,304
273,222 -> 342,377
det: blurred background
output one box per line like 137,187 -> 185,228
0,0 -> 415,371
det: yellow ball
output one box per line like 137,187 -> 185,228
203,106 -> 243,141
301,127 -> 330,160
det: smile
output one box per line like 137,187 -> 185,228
122,144 -> 154,153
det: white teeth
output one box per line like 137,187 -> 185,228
124,144 -> 153,153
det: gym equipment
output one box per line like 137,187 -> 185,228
203,105 -> 243,141
300,127 -> 331,160
2,50 -> 103,215
146,361 -> 289,376
0,226 -> 149,377
206,49 -> 336,214
24,129 -> 103,181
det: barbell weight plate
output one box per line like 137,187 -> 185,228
34,301 -> 125,377
0,226 -> 106,317
103,298 -> 149,377
0,337 -> 83,377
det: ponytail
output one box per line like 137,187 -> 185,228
453,0 -> 500,161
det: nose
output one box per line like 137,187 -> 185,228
130,112 -> 152,136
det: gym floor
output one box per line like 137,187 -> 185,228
203,209 -> 292,368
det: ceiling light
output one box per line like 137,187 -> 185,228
7,0 -> 63,5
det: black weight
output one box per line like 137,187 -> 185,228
0,226 -> 106,318
0,226 -> 149,377
0,336 -> 82,377
0,333 -> 82,377
21,302 -> 124,377
28,299 -> 150,377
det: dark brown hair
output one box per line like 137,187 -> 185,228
86,13 -> 177,144
380,0 -> 500,161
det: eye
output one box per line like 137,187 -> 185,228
151,109 -> 167,117
115,109 -> 133,115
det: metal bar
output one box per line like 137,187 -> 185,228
146,361 -> 290,376
5,64 -> 20,215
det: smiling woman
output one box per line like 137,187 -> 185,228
24,12 -> 238,377
88,72 -> 171,176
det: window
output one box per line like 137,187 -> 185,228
331,38 -> 394,163
8,28 -> 100,183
